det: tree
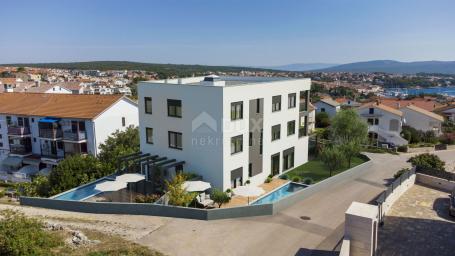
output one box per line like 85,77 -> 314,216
330,109 -> 368,165
408,153 -> 445,171
98,126 -> 140,173
315,112 -> 330,128
16,67 -> 25,72
49,154 -> 104,195
320,146 -> 345,177
16,175 -> 51,197
339,141 -> 361,168
165,174 -> 195,207
330,109 -> 368,144
211,189 -> 231,208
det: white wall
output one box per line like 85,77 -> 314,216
138,77 -> 311,190
92,98 -> 139,155
401,108 -> 442,134
0,115 -> 8,157
314,101 -> 339,118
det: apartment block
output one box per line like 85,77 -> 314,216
0,93 -> 138,178
138,75 -> 311,190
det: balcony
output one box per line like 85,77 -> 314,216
63,130 -> 87,142
361,113 -> 383,118
7,126 -> 30,136
39,129 -> 62,140
10,144 -> 32,155
299,102 -> 308,112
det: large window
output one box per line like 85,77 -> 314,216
287,120 -> 295,136
168,99 -> 182,118
272,124 -> 281,141
369,108 -> 374,114
272,95 -> 281,112
271,153 -> 280,176
144,97 -> 152,114
367,118 -> 379,125
288,93 -> 296,109
168,131 -> 182,149
231,101 -> 243,120
283,147 -> 295,170
146,127 -> 153,144
231,135 -> 243,154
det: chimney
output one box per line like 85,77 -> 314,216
34,80 -> 40,87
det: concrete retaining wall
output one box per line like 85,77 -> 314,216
407,146 -> 435,154
416,173 -> 455,192
21,156 -> 372,220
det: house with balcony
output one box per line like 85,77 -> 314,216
138,75 -> 311,190
0,93 -> 138,178
357,102 -> 408,147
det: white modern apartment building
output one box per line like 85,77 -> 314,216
0,93 -> 138,176
138,75 -> 311,190
358,102 -> 408,146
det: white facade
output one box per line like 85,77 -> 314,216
314,99 -> 340,118
400,106 -> 443,135
138,76 -> 311,190
358,104 -> 407,146
0,97 -> 138,172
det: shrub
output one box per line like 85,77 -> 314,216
397,145 -> 408,152
303,178 -> 312,185
0,210 -> 62,256
393,168 -> 410,180
439,132 -> 455,145
225,188 -> 232,193
134,194 -> 161,203
211,189 -> 231,208
245,180 -> 251,185
315,112 -> 330,128
292,176 -> 301,182
408,153 -> 445,171
165,174 -> 195,207
265,177 -> 272,183
280,174 -> 289,180
16,175 -> 51,197
0,190 -> 5,198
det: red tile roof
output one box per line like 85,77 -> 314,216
378,98 -> 444,112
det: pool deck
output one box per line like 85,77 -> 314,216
221,179 -> 288,208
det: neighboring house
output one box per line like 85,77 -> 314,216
138,75 -> 312,190
400,105 -> 444,135
58,82 -> 85,94
0,78 -> 18,92
435,104 -> 455,122
334,97 -> 361,108
314,98 -> 340,118
21,82 -> 73,94
0,93 -> 138,177
358,102 -> 408,146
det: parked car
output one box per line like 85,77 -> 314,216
450,189 -> 455,217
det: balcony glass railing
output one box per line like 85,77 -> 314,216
39,129 -> 62,139
63,130 -> 87,141
10,144 -> 32,155
7,126 -> 30,136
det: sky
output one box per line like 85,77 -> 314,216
1,0 -> 454,66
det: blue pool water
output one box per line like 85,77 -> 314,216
53,178 -> 111,201
251,182 -> 307,205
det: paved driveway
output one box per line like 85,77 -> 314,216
137,152 -> 416,256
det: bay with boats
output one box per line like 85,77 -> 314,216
384,86 -> 455,97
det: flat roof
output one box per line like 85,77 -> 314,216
142,76 -> 310,87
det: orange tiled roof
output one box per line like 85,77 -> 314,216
0,78 -> 17,84
0,93 -> 124,119
379,98 -> 444,112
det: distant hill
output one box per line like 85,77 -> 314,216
317,60 -> 455,74
258,63 -> 338,71
0,61 -> 277,78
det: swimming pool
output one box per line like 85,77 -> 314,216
251,182 -> 307,205
52,177 -> 113,201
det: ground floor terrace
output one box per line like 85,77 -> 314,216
2,150 -> 455,256
377,184 -> 455,256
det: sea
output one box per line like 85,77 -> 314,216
384,86 -> 455,97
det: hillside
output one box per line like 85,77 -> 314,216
1,61 -> 276,78
317,60 -> 455,74
258,63 -> 338,71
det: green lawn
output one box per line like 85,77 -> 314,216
282,156 -> 368,184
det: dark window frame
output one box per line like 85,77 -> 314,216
144,97 -> 152,114
287,120 -> 296,136
272,124 -> 281,141
146,127 -> 153,144
288,93 -> 296,109
168,131 -> 183,150
167,99 -> 182,118
272,95 -> 281,112
231,101 -> 243,120
231,135 -> 243,154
